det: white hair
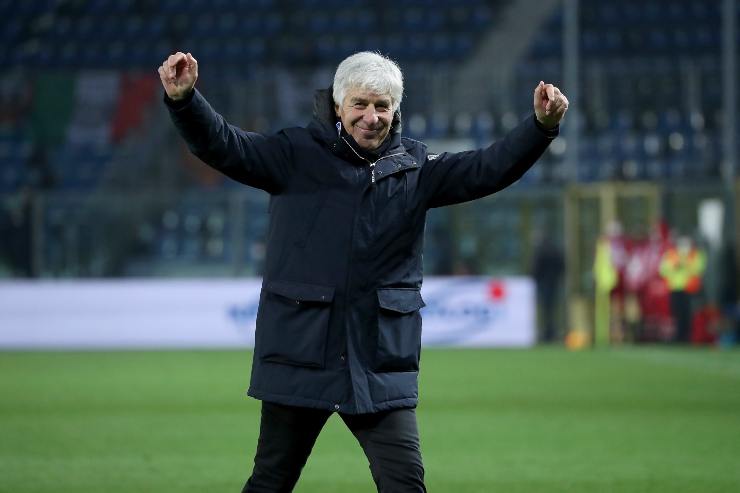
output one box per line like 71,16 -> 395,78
333,52 -> 404,112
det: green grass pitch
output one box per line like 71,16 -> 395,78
1,347 -> 739,492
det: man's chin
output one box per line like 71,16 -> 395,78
357,138 -> 381,152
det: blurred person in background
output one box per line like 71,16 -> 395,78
593,220 -> 627,345
531,229 -> 564,343
659,234 -> 707,343
1,185 -> 36,277
634,222 -> 673,341
159,50 -> 568,492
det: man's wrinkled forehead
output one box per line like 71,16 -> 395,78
344,87 -> 393,106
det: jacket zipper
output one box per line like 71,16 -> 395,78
340,136 -> 405,184
338,139 -> 406,413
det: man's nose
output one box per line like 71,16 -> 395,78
362,106 -> 379,124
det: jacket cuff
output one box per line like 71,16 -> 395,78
163,89 -> 195,111
533,114 -> 559,139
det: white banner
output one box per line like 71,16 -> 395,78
420,277 -> 535,347
0,277 -> 534,349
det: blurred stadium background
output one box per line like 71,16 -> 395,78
1,0 -> 739,492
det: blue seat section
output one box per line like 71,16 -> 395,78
50,144 -> 112,191
515,0 -> 728,184
2,0 -> 732,192
0,131 -> 33,192
2,0 -> 499,69
139,191 -> 269,273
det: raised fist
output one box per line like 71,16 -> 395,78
158,52 -> 198,101
533,81 -> 568,130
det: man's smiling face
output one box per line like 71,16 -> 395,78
335,87 -> 393,152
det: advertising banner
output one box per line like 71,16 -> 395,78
0,277 -> 534,349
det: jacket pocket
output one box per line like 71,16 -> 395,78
374,288 -> 426,372
256,280 -> 335,368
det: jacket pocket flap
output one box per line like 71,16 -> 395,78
377,288 -> 426,314
265,280 -> 335,303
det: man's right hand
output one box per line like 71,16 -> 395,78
158,52 -> 198,101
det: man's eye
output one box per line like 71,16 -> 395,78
354,103 -> 366,109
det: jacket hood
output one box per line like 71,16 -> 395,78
308,87 -> 404,163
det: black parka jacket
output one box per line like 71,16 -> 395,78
166,88 -> 557,414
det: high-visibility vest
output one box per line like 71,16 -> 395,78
659,247 -> 706,293
594,237 -> 618,293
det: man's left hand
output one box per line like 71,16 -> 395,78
534,81 -> 569,130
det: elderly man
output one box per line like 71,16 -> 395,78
159,51 -> 568,492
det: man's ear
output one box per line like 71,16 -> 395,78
334,103 -> 340,117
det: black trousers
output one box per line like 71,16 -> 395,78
242,402 -> 426,492
670,291 -> 692,343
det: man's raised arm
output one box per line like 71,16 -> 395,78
421,81 -> 569,209
159,52 -> 292,194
